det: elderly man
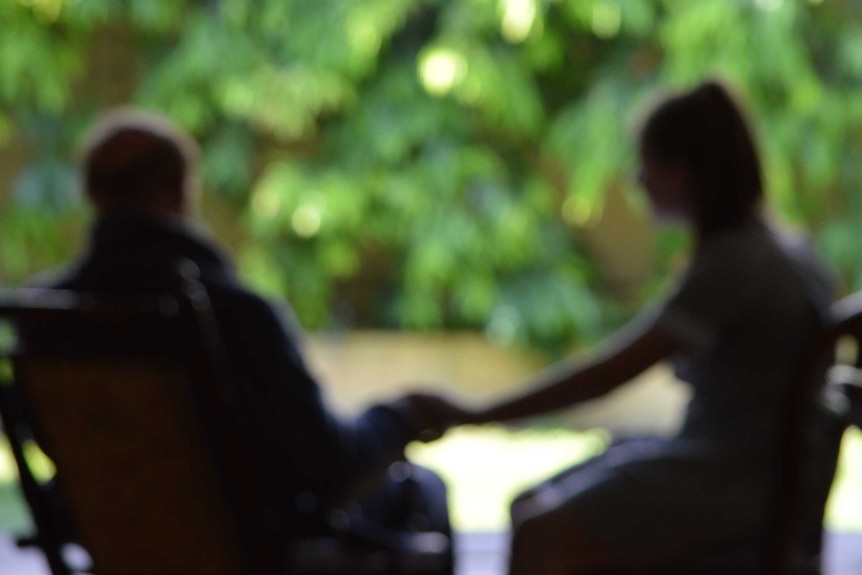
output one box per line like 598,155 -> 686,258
41,109 -> 448,544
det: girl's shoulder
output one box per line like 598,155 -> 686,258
695,217 -> 835,308
696,217 -> 806,265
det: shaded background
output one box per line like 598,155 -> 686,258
3,0 -> 862,352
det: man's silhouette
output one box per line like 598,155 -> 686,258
40,109 -> 448,542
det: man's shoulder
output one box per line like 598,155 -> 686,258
204,275 -> 275,311
204,277 -> 298,331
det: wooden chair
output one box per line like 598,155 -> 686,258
769,292 -> 862,575
0,274 -> 452,575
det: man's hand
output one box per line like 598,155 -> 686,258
394,392 -> 479,442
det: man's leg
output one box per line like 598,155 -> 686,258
357,462 -> 450,536
350,462 -> 453,574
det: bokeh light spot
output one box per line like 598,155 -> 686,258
591,1 -> 621,39
562,195 -> 592,227
17,0 -> 63,22
252,186 -> 282,219
292,205 -> 322,238
419,49 -> 468,97
500,0 -> 536,44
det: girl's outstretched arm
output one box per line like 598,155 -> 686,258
468,317 -> 678,425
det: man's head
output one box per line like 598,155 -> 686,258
81,109 -> 200,219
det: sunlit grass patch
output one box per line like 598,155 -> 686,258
0,433 -> 54,483
410,425 -> 862,533
0,434 -> 31,532
407,425 -> 609,531
1,433 -> 18,481
826,428 -> 862,532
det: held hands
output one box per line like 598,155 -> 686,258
395,392 -> 481,443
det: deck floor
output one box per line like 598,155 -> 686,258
2,531 -> 862,575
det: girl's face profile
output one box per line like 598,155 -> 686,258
637,147 -> 692,225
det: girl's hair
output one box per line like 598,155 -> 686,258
638,80 -> 763,236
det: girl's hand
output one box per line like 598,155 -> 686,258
396,392 -> 483,441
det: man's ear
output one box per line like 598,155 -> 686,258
167,183 -> 191,219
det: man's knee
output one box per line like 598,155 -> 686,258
404,463 -> 450,533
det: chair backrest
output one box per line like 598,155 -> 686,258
771,292 -> 862,575
0,279 -> 281,575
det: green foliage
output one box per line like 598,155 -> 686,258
2,0 -> 862,355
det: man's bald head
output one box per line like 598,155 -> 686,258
81,109 -> 200,218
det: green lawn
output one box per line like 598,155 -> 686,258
0,481 -> 30,533
1,427 -> 861,534
825,427 -> 862,532
0,434 -> 32,534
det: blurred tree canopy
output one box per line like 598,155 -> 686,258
1,0 -> 861,354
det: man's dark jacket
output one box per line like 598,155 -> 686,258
41,214 -> 415,533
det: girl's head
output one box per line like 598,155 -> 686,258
637,80 -> 763,236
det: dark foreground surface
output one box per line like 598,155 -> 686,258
2,531 -> 861,575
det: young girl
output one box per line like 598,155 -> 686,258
408,81 -> 836,574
